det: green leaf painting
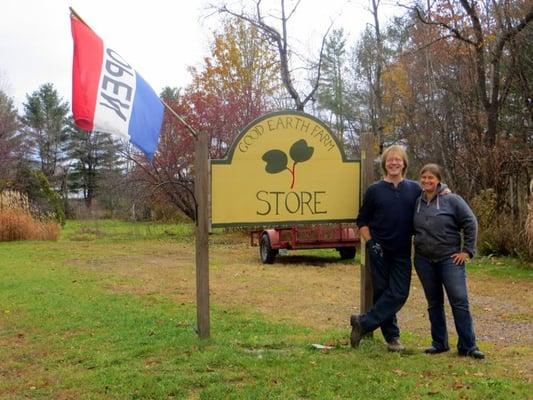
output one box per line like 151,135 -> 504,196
262,139 -> 314,189
289,139 -> 314,163
262,149 -> 288,173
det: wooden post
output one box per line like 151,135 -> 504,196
194,132 -> 210,338
360,133 -> 376,314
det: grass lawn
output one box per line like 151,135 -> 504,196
0,220 -> 531,399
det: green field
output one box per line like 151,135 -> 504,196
0,220 -> 531,399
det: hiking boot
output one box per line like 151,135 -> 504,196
387,338 -> 405,352
458,349 -> 485,359
424,346 -> 449,355
350,315 -> 363,348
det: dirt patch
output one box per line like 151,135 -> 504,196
75,239 -> 533,378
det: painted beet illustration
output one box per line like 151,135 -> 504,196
261,139 -> 314,189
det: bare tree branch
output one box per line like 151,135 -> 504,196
302,19 -> 335,106
401,34 -> 457,57
286,0 -> 302,20
411,0 -> 533,145
413,6 -> 477,46
211,1 -> 332,111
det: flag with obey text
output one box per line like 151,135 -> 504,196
71,14 -> 164,159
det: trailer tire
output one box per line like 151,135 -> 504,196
338,247 -> 356,260
260,233 -> 278,264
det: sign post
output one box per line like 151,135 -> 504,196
360,133 -> 376,314
195,131 -> 210,338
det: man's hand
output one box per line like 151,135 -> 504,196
451,252 -> 469,265
359,226 -> 372,242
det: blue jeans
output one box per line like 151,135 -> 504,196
414,255 -> 477,353
359,242 -> 411,342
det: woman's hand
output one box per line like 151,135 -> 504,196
451,252 -> 469,265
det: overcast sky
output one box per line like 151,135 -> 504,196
0,0 -> 395,112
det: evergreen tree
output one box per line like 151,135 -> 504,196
21,83 -> 69,185
0,90 -> 23,184
316,29 -> 349,142
65,122 -> 124,208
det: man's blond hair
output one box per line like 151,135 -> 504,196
381,145 -> 408,177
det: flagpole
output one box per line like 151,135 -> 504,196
161,101 -> 197,139
69,7 -> 90,27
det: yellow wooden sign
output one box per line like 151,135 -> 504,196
211,111 -> 360,227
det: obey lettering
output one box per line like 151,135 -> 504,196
93,48 -> 136,138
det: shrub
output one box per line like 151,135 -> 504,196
33,171 -> 65,226
472,189 -> 532,261
476,214 -> 527,257
149,203 -> 191,223
10,165 -> 66,225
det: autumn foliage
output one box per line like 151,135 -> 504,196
187,18 -> 280,158
130,18 -> 280,220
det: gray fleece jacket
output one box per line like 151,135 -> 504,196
413,186 -> 478,262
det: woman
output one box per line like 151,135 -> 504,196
413,164 -> 485,359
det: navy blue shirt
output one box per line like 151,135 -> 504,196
356,179 -> 422,256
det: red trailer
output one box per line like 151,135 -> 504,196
251,224 -> 360,264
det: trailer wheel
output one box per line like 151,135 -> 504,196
339,247 -> 356,260
260,233 -> 278,264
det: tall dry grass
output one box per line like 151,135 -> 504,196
0,190 -> 59,241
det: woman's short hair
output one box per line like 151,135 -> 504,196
420,163 -> 442,181
381,145 -> 408,177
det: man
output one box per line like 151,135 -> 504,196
351,145 -> 421,352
